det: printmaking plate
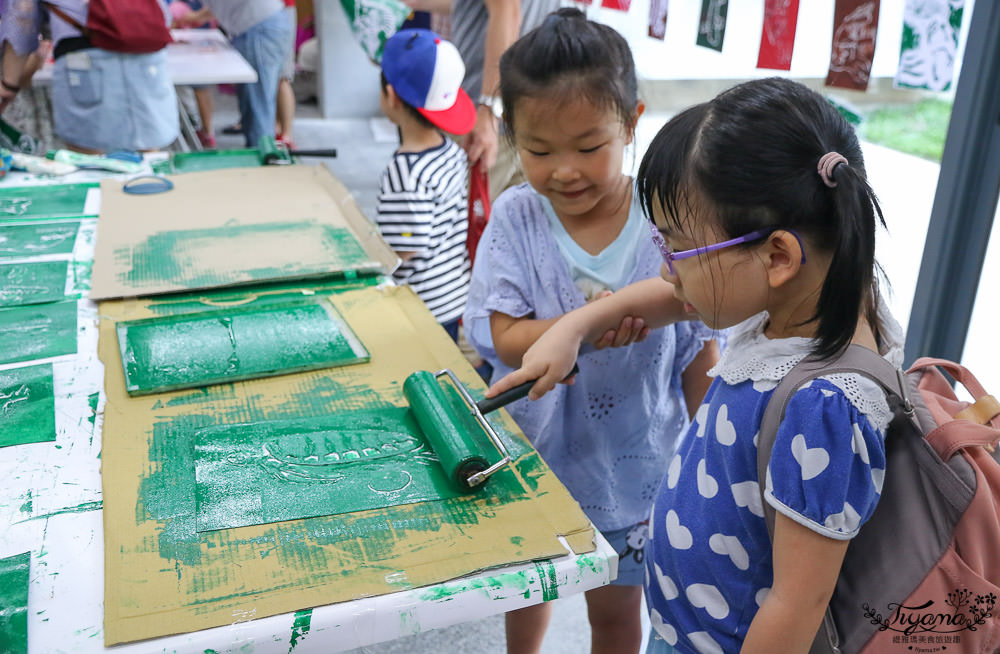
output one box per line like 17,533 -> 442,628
0,261 -> 69,307
0,552 -> 29,654
116,299 -> 369,396
0,363 -> 56,448
151,148 -> 265,175
0,300 -> 78,365
0,221 -> 80,259
0,183 -> 96,220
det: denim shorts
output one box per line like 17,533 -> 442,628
231,9 -> 294,147
603,521 -> 649,587
51,47 -> 178,151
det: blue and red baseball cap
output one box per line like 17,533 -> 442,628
381,29 -> 476,135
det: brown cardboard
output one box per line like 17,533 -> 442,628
90,165 -> 399,300
99,285 -> 594,646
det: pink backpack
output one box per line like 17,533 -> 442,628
758,345 -> 1000,654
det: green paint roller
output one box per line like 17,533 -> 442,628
403,364 -> 578,492
256,135 -> 338,165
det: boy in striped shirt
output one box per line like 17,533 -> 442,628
376,29 -> 476,341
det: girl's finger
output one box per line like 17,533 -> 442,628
485,368 -> 534,398
613,316 -> 634,347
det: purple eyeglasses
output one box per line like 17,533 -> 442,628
646,221 -> 805,275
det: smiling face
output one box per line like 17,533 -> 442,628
650,198 -> 771,331
512,93 -> 633,222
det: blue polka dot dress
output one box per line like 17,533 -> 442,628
644,308 -> 904,654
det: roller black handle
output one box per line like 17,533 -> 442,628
475,363 -> 579,415
290,148 -> 339,158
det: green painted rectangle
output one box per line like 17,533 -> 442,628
152,149 -> 264,175
0,552 -> 29,654
0,261 -> 69,307
116,300 -> 370,396
0,363 -> 56,448
0,300 -> 78,365
0,183 -> 96,220
0,221 -> 80,259
115,221 -> 373,292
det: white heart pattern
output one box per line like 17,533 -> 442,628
649,610 -> 679,645
715,403 -> 737,446
708,533 -> 749,570
695,404 -> 709,438
791,433 -> 830,480
871,467 -> 885,494
824,501 -> 861,533
665,510 -> 693,550
686,583 -> 730,620
654,562 -> 679,600
731,481 -> 764,517
755,586 -> 770,607
697,459 -> 718,499
851,422 -> 870,464
688,630 -> 725,654
667,454 -> 682,489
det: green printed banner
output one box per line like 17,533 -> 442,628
0,552 -> 30,654
894,0 -> 964,91
0,183 -> 96,220
0,261 -> 69,307
338,0 -> 411,63
0,221 -> 80,259
697,0 -> 729,52
0,364 -> 56,448
0,300 -> 78,365
117,300 -> 370,396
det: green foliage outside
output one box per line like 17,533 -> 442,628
859,98 -> 953,162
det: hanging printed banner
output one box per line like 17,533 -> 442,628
757,0 -> 800,70
648,0 -> 668,40
894,0 -> 964,91
601,0 -> 632,11
826,0 -> 880,91
339,0 -> 411,63
696,0 -> 729,52
574,0 -> 594,5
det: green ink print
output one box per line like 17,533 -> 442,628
535,561 -> 559,602
19,490 -> 32,515
0,183 -> 95,220
23,501 -> 102,521
152,148 -> 269,175
117,300 -> 369,396
0,261 -> 69,307
0,363 -> 56,448
0,552 -> 30,654
0,300 -> 77,365
0,221 -> 80,258
288,608 -> 312,652
114,222 -> 374,292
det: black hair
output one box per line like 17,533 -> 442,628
498,7 -> 639,142
636,77 -> 886,359
380,71 -> 437,131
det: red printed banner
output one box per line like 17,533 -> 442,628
648,0 -> 668,40
826,0 -> 880,91
757,0 -> 800,70
574,0 -> 593,5
601,0 -> 631,11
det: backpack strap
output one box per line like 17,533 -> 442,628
42,2 -> 90,36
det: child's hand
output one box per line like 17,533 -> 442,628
589,290 -> 649,349
485,318 -> 585,401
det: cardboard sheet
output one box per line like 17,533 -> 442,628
98,285 -> 594,646
89,165 -> 399,300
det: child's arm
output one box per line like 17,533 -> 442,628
740,514 -> 849,654
487,277 -> 689,400
680,339 -> 719,419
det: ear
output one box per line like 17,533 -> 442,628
625,101 -> 646,145
383,83 -> 401,107
763,230 -> 804,289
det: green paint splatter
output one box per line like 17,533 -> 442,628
0,363 -> 56,448
0,300 -> 78,365
535,561 -> 559,602
0,261 -> 69,307
117,300 -> 368,396
288,608 -> 312,652
87,391 -> 100,427
114,222 -> 372,292
0,183 -> 95,219
0,552 -> 30,654
19,490 -> 32,515
19,501 -> 102,522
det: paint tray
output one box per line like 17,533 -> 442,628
115,298 -> 369,396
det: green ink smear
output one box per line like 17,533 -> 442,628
0,221 -> 80,258
0,363 -> 55,448
71,260 -> 92,294
19,490 -> 32,515
288,608 -> 312,652
0,552 -> 30,654
114,222 -> 372,292
535,560 -> 559,602
20,501 -> 102,522
0,261 -> 69,307
0,183 -> 95,220
0,300 -> 78,365
117,300 -> 369,396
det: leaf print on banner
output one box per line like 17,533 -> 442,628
791,433 -> 830,480
665,510 -> 693,549
697,459 -> 719,498
715,403 -> 737,445
686,583 -> 730,620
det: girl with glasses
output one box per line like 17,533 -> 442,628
486,77 -> 904,654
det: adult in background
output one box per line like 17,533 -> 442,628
0,0 -> 179,153
402,0 -> 559,201
178,0 -> 294,148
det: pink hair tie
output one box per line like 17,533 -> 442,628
817,152 -> 848,188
